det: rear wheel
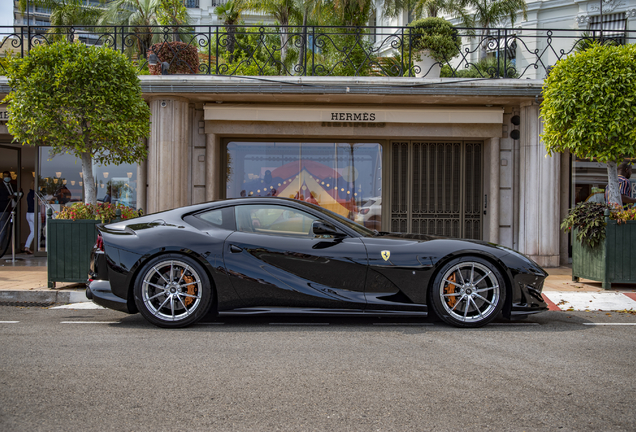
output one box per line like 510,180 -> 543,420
134,254 -> 213,328
430,256 -> 505,328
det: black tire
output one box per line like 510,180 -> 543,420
429,256 -> 506,328
0,219 -> 12,259
134,254 -> 214,328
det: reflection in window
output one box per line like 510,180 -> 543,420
227,142 -> 382,230
572,156 -> 635,206
35,147 -> 138,252
235,205 -> 317,236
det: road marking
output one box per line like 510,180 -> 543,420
0,321 -> 19,324
269,323 -> 329,326
60,321 -> 119,324
373,323 -> 433,326
487,322 -> 540,326
582,323 -> 636,326
51,303 -> 105,310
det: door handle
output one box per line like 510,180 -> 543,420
230,244 -> 243,253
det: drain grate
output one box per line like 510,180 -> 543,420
0,301 -> 56,308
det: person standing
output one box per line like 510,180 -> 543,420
0,171 -> 13,248
24,182 -> 35,254
606,161 -> 636,206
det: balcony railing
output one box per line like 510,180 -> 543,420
0,25 -> 633,79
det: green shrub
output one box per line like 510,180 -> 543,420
407,17 -> 460,62
441,57 -> 519,78
56,202 -> 141,222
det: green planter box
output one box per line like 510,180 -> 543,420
572,219 -> 636,289
47,219 -> 100,289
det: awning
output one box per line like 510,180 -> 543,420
589,13 -> 626,38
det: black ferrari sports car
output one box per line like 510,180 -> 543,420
86,197 -> 548,328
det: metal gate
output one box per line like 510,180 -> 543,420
390,140 -> 482,239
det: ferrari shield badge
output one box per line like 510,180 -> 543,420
381,250 -> 391,261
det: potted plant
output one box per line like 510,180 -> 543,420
407,17 -> 461,78
561,202 -> 636,289
47,203 -> 141,288
149,41 -> 200,75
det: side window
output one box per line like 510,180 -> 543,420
235,205 -> 318,237
199,209 -> 223,226
189,206 -> 235,231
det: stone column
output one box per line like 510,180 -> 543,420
205,132 -> 222,201
147,97 -> 190,213
489,137 -> 500,244
136,139 -> 147,213
518,102 -> 561,267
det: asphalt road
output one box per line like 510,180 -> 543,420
1,306 -> 635,432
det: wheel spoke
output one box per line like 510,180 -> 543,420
470,297 -> 484,320
442,291 -> 460,297
144,280 -> 165,290
176,265 -> 191,285
147,291 -> 165,301
473,271 -> 492,286
470,263 -> 475,284
450,294 -> 466,312
169,261 -> 175,283
476,285 -> 498,293
443,279 -> 461,288
176,295 -> 190,314
463,297 -> 470,319
152,296 -> 171,316
473,293 -> 495,306
457,268 -> 466,285
153,267 -> 170,284
179,292 -> 201,299
171,295 -> 175,320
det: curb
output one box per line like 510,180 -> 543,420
0,290 -> 89,304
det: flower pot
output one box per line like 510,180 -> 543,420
414,50 -> 440,78
47,219 -> 100,289
572,220 -> 636,289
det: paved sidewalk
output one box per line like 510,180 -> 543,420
0,252 -> 635,311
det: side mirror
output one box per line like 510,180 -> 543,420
312,220 -> 344,237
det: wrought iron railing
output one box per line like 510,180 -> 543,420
0,24 -> 633,79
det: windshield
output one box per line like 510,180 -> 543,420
302,201 -> 377,237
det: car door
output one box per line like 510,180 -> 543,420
223,204 -> 368,310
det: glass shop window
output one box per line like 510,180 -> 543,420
226,141 -> 383,230
35,147 -> 138,252
572,156 -> 635,206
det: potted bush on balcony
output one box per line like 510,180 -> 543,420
46,203 -> 141,288
148,41 -> 200,75
407,17 -> 461,78
562,202 -> 636,289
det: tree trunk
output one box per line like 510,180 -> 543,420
606,161 -> 622,206
297,12 -> 308,74
81,152 -> 96,205
280,26 -> 289,67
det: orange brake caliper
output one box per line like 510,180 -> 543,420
181,270 -> 197,307
444,272 -> 457,308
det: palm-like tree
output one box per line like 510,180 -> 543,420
452,0 -> 527,60
245,0 -> 301,65
19,0 -> 103,42
382,0 -> 454,21
99,0 -> 161,59
215,0 -> 247,62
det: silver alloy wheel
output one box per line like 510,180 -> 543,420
439,262 -> 500,324
141,259 -> 203,322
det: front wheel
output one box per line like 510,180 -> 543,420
430,257 -> 505,328
134,254 -> 213,328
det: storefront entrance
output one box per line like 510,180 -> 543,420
390,140 -> 483,239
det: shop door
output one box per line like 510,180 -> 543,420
389,141 -> 482,239
0,146 -> 21,253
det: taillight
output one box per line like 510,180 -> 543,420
95,234 -> 104,252
359,208 -> 370,215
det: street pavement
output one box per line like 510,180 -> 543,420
1,306 -> 635,431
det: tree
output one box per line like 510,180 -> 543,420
99,0 -> 161,59
2,41 -> 150,205
382,0 -> 455,21
18,0 -> 103,42
245,0 -> 301,65
215,0 -> 248,62
541,43 -> 636,206
452,0 -> 527,60
156,0 -> 193,42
